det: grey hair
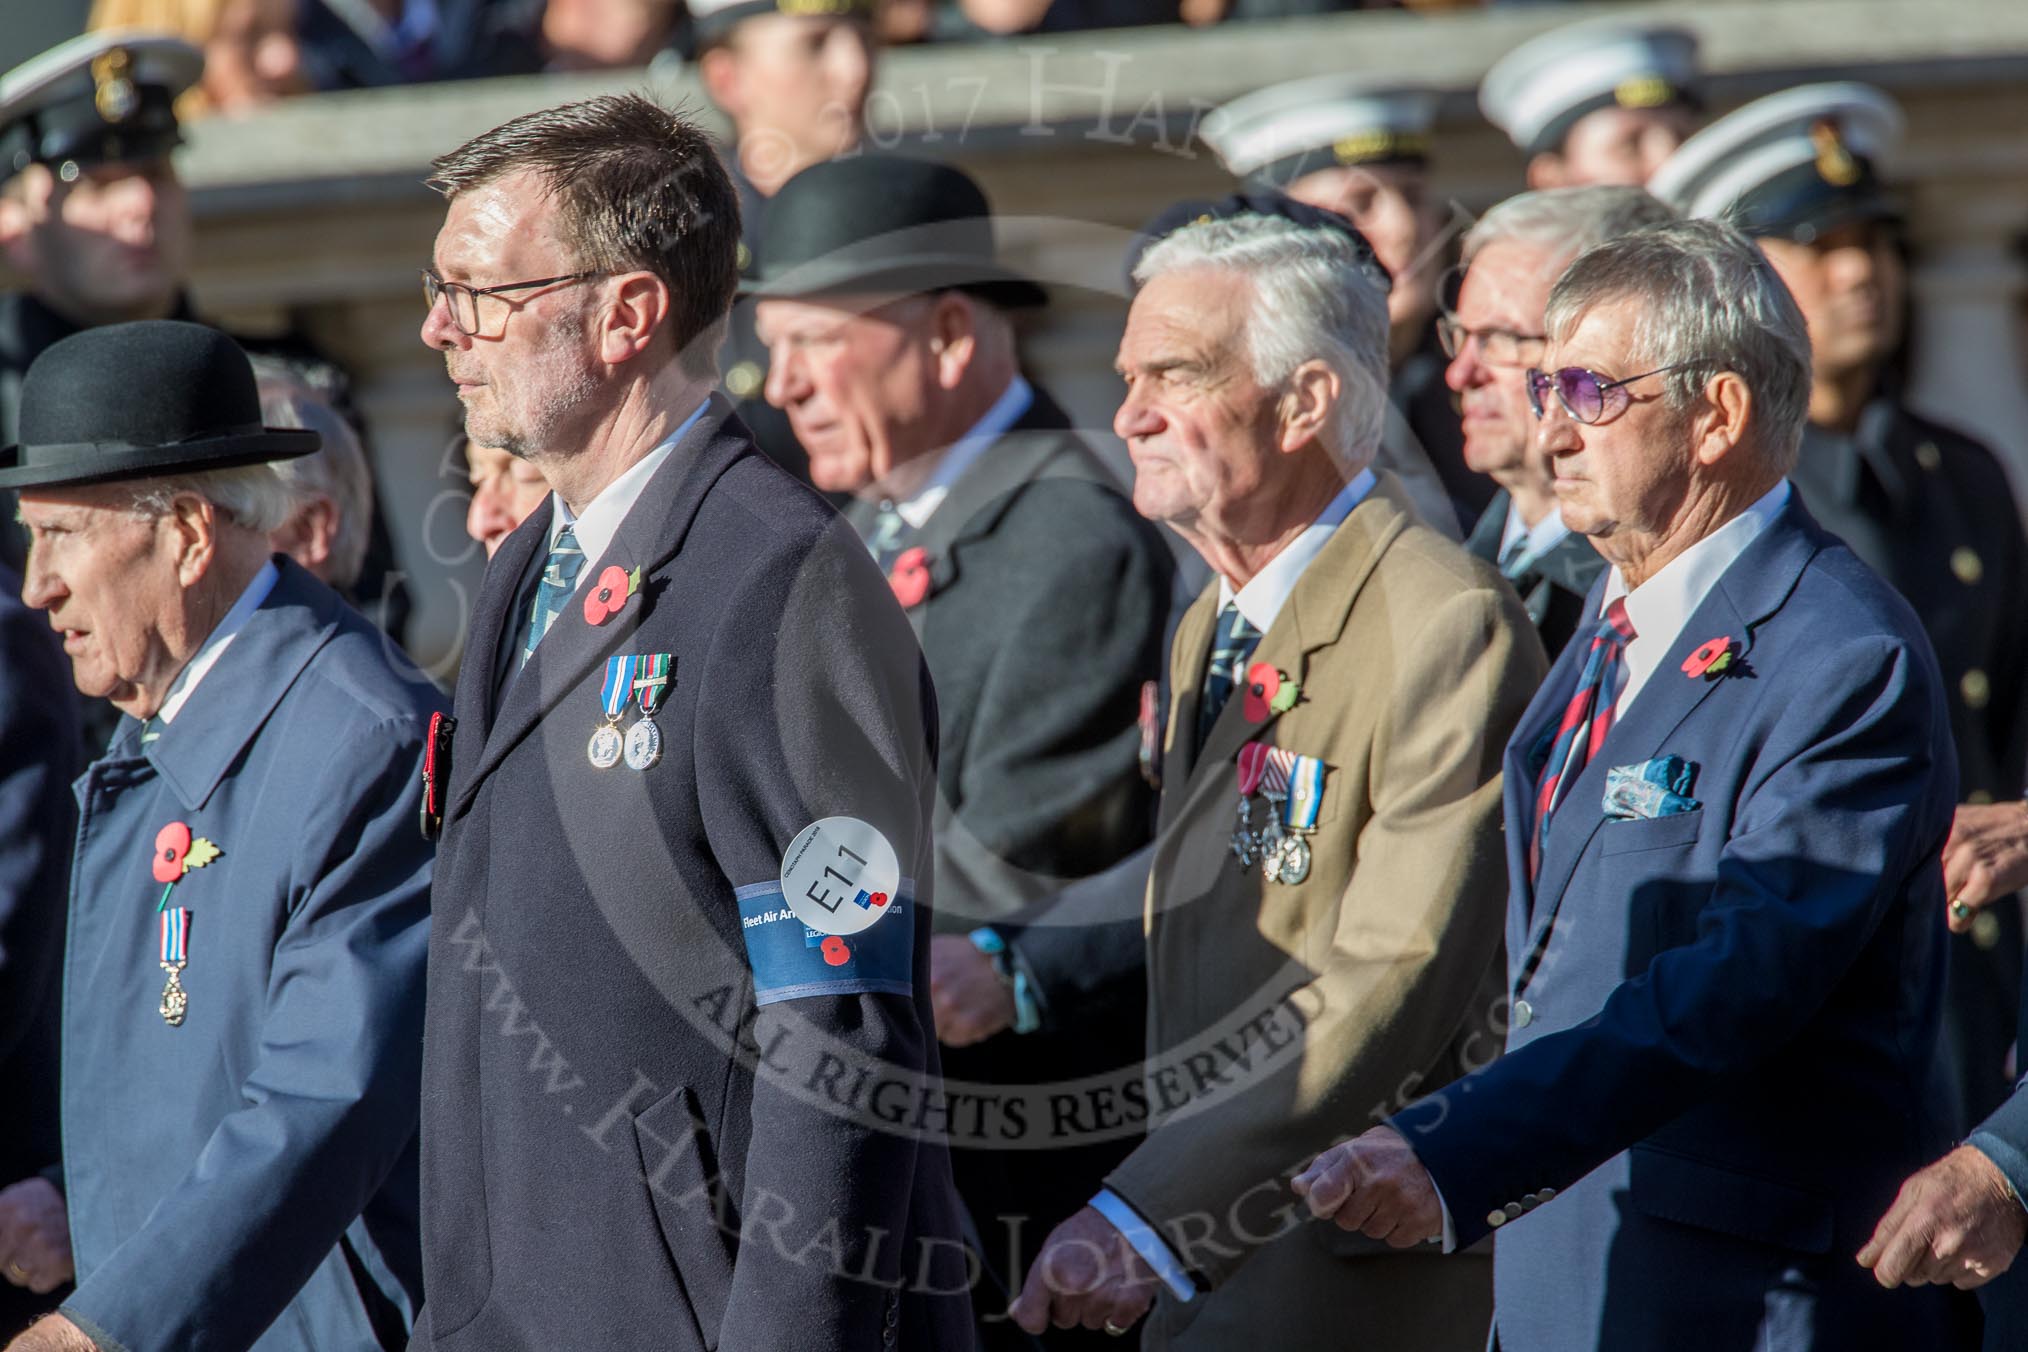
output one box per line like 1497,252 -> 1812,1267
1133,213 -> 1391,473
253,361 -> 375,589
1544,217 -> 1813,471
1461,186 -> 1678,269
127,463 -> 299,534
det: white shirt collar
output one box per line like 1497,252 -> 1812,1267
157,559 -> 280,726
1497,496 -> 1572,573
1217,468 -> 1378,633
1601,478 -> 1791,714
892,376 -> 1034,530
546,399 -> 710,568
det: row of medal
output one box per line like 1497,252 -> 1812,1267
1231,741 -> 1325,886
589,652 -> 674,771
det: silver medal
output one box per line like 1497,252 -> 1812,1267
1277,834 -> 1312,885
623,717 -> 663,771
1258,792 -> 1288,881
588,723 -> 624,769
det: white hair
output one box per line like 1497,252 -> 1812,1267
1461,185 -> 1678,269
1545,217 -> 1814,471
254,362 -> 375,589
126,462 -> 298,534
1133,213 -> 1391,473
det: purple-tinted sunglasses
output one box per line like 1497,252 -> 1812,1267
1524,362 -> 1706,424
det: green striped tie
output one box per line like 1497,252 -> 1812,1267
521,524 -> 586,666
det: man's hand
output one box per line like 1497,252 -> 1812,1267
2,1314 -> 95,1352
1942,801 -> 2028,933
1859,1145 -> 2028,1289
1010,1205 -> 1159,1337
0,1178 -> 72,1295
1290,1124 -> 1442,1248
928,934 -> 1016,1047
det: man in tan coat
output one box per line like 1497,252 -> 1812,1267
1007,213 -> 1545,1348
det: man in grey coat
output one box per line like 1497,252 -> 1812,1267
751,153 -> 1174,1348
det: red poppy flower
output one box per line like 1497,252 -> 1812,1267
153,821 -> 192,884
1681,636 -> 1735,679
820,936 -> 852,967
583,565 -> 632,626
889,548 -> 931,609
868,892 -> 889,908
1243,661 -> 1281,722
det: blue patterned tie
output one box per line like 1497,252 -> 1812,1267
1197,602 -> 1262,752
521,524 -> 585,667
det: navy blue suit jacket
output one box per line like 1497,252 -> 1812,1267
57,560 -> 439,1352
414,398 -> 974,1352
1393,495 -> 1964,1351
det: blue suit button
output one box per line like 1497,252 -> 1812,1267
1513,999 -> 1533,1028
1486,1209 -> 1507,1228
1539,1187 -> 1557,1202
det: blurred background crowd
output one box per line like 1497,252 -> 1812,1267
9,0 -> 1552,102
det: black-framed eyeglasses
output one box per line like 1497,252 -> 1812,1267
421,269 -> 603,336
1524,362 -> 1709,425
1435,311 -> 1548,369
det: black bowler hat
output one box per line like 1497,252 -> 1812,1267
1124,190 -> 1389,292
742,154 -> 1047,310
0,321 -> 321,489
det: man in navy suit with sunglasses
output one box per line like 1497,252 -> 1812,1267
1293,217 -> 1970,1350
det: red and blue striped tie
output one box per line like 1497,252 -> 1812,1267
1531,598 -> 1637,880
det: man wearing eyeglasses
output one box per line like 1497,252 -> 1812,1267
1444,186 -> 1672,659
1294,216 -> 1969,1351
412,94 -> 973,1352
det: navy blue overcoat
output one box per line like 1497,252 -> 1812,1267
58,560 -> 441,1352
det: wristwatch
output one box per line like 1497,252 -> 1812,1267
967,927 -> 1042,1035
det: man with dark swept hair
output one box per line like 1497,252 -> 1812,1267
412,94 -> 975,1352
427,92 -> 742,378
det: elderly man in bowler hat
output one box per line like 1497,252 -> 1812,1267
0,319 -> 441,1352
752,152 -> 1174,1349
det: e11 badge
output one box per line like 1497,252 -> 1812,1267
779,816 -> 901,938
